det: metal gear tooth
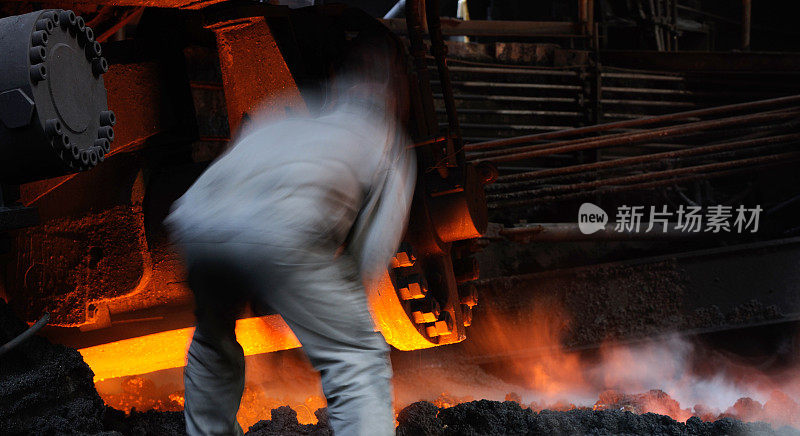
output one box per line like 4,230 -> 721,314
88,149 -> 98,166
425,324 -> 439,337
434,319 -> 452,336
398,280 -> 426,300
70,145 -> 81,161
410,299 -> 440,324
412,311 -> 435,324
391,251 -> 415,268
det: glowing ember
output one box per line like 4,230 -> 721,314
79,315 -> 300,381
87,299 -> 800,431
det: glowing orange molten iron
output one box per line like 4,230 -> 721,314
78,315 -> 301,382
79,269 -> 429,381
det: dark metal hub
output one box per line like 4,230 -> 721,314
0,9 -> 114,184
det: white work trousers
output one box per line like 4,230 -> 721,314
178,240 -> 394,436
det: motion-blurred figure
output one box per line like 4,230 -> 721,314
165,29 -> 415,436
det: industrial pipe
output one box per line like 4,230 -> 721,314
488,132 -> 800,190
471,109 -> 800,163
465,94 -> 800,152
490,152 -> 800,208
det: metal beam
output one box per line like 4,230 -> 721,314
381,18 -> 582,37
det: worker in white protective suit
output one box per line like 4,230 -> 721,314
165,29 -> 415,436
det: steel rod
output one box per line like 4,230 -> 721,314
490,152 -> 800,208
465,94 -> 800,152
498,222 -> 693,241
471,109 -> 800,163
470,106 -> 800,161
489,151 -> 800,202
426,0 -> 462,165
490,142 -> 789,192
489,132 -> 800,187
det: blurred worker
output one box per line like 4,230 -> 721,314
165,28 -> 415,436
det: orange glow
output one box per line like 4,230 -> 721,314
470,296 -> 586,396
365,271 -> 438,351
79,315 -> 301,381
208,16 -> 307,135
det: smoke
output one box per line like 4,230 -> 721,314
590,336 -> 769,414
95,302 -> 800,431
452,301 -> 800,428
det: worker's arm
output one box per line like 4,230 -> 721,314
349,135 -> 417,284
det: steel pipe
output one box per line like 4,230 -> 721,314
489,151 -> 800,202
498,222 -> 694,241
471,109 -> 800,163
465,94 -> 800,152
488,132 -> 800,189
490,152 -> 800,208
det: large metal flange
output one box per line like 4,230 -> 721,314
0,9 -> 114,184
365,241 -> 451,349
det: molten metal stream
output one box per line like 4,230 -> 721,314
78,315 -> 301,381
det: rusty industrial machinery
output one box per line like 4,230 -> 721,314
2,0 -> 800,385
0,0 -> 489,380
1,8 -> 114,237
0,9 -> 114,184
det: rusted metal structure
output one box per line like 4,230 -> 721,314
2,0 -> 800,383
0,0 -> 489,379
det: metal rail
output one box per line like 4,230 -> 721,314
464,95 -> 800,152
382,18 -> 582,37
489,156 -> 800,208
487,132 -> 800,189
469,109 -> 800,163
489,151 -> 800,203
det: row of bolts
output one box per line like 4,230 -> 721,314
393,250 -> 479,338
30,10 -> 115,168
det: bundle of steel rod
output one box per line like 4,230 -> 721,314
468,95 -> 800,209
